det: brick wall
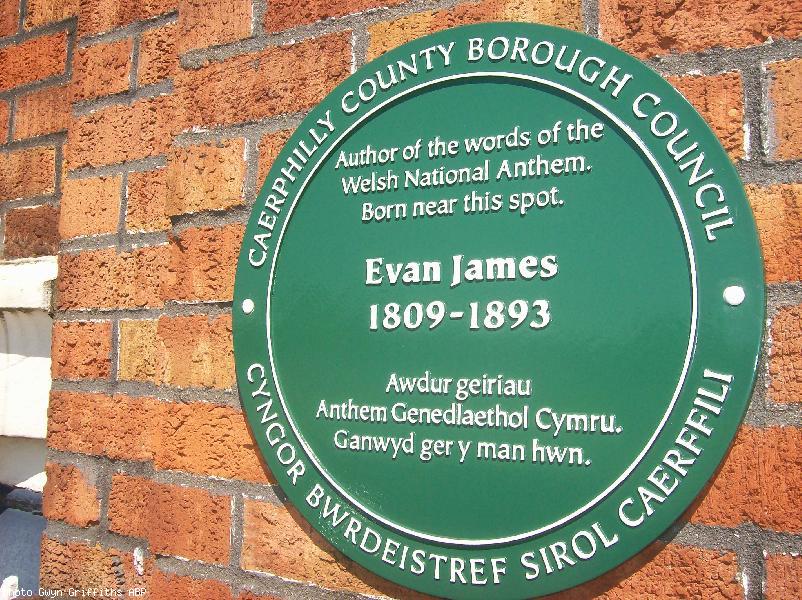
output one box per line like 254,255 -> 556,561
0,0 -> 798,597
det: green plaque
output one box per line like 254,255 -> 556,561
233,23 -> 764,599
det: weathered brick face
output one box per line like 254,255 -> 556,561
0,146 -> 55,201
0,0 -> 791,596
0,32 -> 67,92
14,85 -> 70,140
4,204 -> 59,257
599,0 -> 802,58
43,462 -> 100,527
71,38 -> 133,102
108,474 -> 231,564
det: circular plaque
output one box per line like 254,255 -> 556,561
233,23 -> 764,599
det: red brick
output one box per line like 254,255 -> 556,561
40,537 -> 151,593
126,168 -> 170,231
164,224 -> 244,302
0,99 -> 8,142
118,314 -> 234,389
770,304 -> 802,404
43,462 -> 100,527
177,0 -> 251,52
51,320 -> 112,380
266,0 -> 405,33
600,0 -> 802,58
0,145 -> 55,201
242,499 -> 420,597
0,0 -> 18,36
155,402 -> 270,482
166,140 -> 246,216
72,38 -> 132,102
367,0 -> 582,58
138,23 -> 177,86
0,32 -> 67,92
667,73 -> 743,160
768,58 -> 802,161
24,0 -> 78,29
691,426 -> 802,531
57,245 -> 170,309
3,204 -> 59,258
48,391 -> 159,460
257,129 -> 292,185
174,33 -> 350,130
747,184 -> 802,283
149,570 -> 233,600
66,94 -> 175,169
78,0 -> 177,37
46,388 -> 269,481
60,175 -> 121,239
548,543 -> 741,599
765,554 -> 802,600
108,474 -> 230,564
14,84 -> 70,140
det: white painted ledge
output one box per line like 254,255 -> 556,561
0,257 -> 57,310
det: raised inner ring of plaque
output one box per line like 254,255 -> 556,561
267,74 -> 696,546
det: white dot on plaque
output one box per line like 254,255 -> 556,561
615,426 -> 623,434
584,459 -> 592,466
242,298 -> 255,314
723,286 -> 746,306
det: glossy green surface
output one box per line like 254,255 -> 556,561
233,23 -> 765,598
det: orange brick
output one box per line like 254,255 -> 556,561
257,129 -> 292,185
174,33 -> 350,130
765,554 -> 802,600
667,73 -> 743,160
367,0 -> 582,59
57,245 -> 170,309
3,204 -> 59,258
118,314 -> 234,388
155,402 -> 270,482
51,320 -> 112,380
266,0 -> 405,33
48,391 -> 159,460
691,426 -> 802,531
126,168 -> 170,231
0,0 -> 18,36
600,0 -> 802,58
163,224 -> 243,302
177,0 -> 251,52
14,84 -> 70,139
60,176 -> 121,239
768,58 -> 802,161
0,99 -> 8,141
242,500 -> 419,597
43,462 -> 100,527
747,184 -> 802,283
548,543 -> 741,599
0,145 -> 55,201
78,0 -> 177,37
108,475 -> 230,564
66,94 -> 175,169
0,32 -> 67,92
24,0 -> 78,29
138,23 -> 177,85
770,304 -> 802,404
40,537 -> 151,592
47,389 -> 268,481
149,571 -> 232,600
166,140 -> 245,216
72,38 -> 132,102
